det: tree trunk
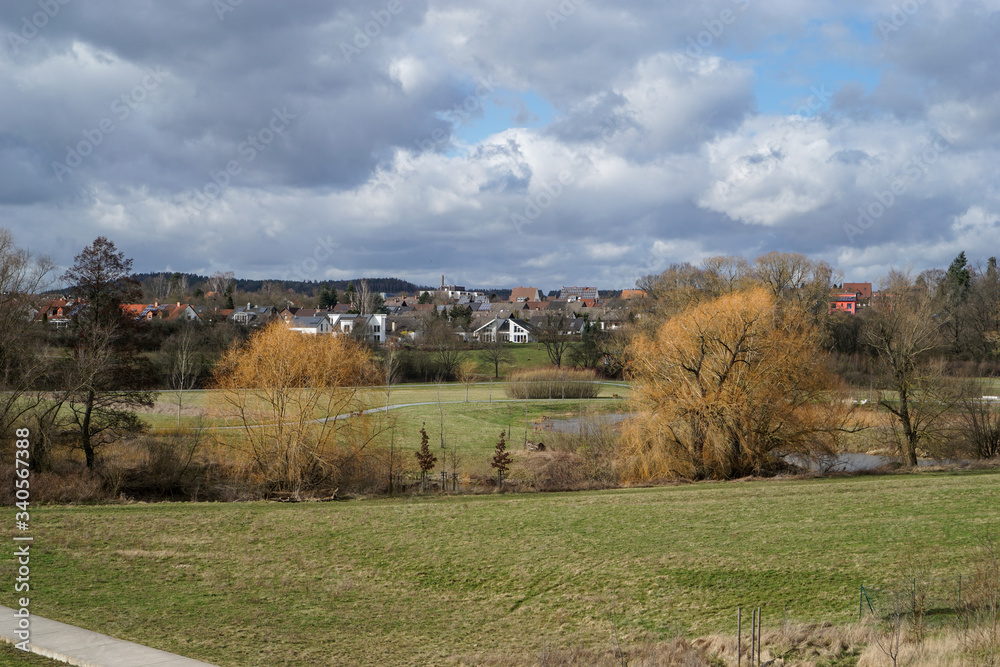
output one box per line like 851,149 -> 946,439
897,387 -> 919,467
82,389 -> 95,468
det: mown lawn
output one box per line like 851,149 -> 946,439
7,470 -> 1000,665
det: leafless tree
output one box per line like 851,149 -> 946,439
537,314 -> 575,368
164,325 -> 205,426
0,229 -> 56,456
207,271 -> 235,301
477,337 -> 514,378
862,271 -> 948,467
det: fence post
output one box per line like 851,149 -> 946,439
737,607 -> 741,667
757,607 -> 764,665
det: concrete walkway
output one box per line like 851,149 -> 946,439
0,606 -> 218,667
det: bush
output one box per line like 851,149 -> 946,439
504,368 -> 600,399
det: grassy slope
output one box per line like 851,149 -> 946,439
0,644 -> 65,666
8,470 -> 1000,666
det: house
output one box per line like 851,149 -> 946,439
829,293 -> 858,315
229,304 -> 278,327
509,287 -> 543,303
473,317 -> 535,343
287,315 -> 333,335
38,299 -> 87,328
326,313 -> 387,344
842,282 -> 873,306
560,286 -> 599,301
131,302 -> 203,322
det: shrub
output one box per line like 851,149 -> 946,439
504,368 -> 600,399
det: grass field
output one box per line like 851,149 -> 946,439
0,644 -> 64,666
7,470 -> 1000,665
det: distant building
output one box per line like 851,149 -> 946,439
842,282 -> 873,306
560,286 -> 599,301
829,293 -> 858,315
509,287 -> 543,303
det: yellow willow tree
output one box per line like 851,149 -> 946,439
618,287 -> 850,482
211,321 -> 378,493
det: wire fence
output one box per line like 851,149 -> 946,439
860,575 -> 967,627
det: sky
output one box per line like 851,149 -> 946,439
2,0 -> 1000,290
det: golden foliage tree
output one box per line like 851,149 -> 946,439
211,321 -> 378,493
618,287 -> 848,481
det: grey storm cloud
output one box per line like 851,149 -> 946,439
0,0 -> 998,288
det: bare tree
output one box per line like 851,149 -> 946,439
207,271 -> 235,304
164,325 -> 205,426
477,337 -> 514,378
537,314 -> 575,368
0,229 -> 55,435
148,273 -> 170,301
862,271 -> 947,467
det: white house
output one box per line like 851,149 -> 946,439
473,317 -> 535,343
327,313 -> 387,344
287,315 -> 334,335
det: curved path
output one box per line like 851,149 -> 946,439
154,384 -> 630,432
0,606 -> 217,666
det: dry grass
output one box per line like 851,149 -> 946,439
505,368 -> 602,400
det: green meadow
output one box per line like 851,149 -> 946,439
8,470 -> 1000,665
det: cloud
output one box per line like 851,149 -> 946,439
0,0 -> 998,289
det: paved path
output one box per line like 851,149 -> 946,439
0,606 -> 218,667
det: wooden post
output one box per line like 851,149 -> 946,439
757,607 -> 762,666
737,608 -> 741,667
750,608 -> 756,667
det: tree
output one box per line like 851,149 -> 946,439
420,314 -> 464,380
354,279 -> 379,315
477,337 -> 514,379
457,358 -> 479,402
418,291 -> 433,304
207,271 -> 235,299
569,319 -> 603,369
490,431 -> 512,489
618,288 -> 847,481
345,281 -> 356,311
415,425 -> 436,492
163,325 -> 205,427
862,272 -> 951,466
61,237 -> 156,468
211,321 -> 376,492
318,286 -> 338,309
537,314 -> 575,368
0,230 -> 55,467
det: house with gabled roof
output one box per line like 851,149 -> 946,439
509,287 -> 543,303
229,304 -> 278,327
473,317 -> 536,343
288,314 -> 334,335
560,286 -> 599,301
326,313 -> 387,344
